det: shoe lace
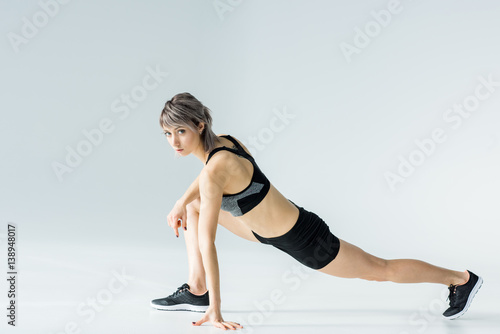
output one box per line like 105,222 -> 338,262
168,284 -> 188,298
446,284 -> 458,306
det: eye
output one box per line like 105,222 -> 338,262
178,129 -> 185,134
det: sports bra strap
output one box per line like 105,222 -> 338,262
221,135 -> 244,152
206,135 -> 251,165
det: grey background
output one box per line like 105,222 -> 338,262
1,2 -> 499,332
2,0 -> 500,257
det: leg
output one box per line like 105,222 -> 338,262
318,239 -> 469,286
183,199 -> 208,295
183,198 -> 259,295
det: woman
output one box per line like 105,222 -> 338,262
151,92 -> 482,330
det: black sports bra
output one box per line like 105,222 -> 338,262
205,135 -> 271,217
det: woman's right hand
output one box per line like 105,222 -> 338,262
167,200 -> 188,238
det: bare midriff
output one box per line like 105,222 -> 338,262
237,183 -> 300,238
211,136 -> 300,238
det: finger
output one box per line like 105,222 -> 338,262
172,216 -> 182,227
227,322 -> 243,329
173,223 -> 179,238
181,216 -> 187,231
216,322 -> 227,330
192,317 -> 207,326
176,216 -> 185,231
175,217 -> 184,233
227,322 -> 239,330
223,322 -> 235,330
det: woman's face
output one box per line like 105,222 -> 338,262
163,125 -> 199,156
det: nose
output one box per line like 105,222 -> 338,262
171,134 -> 180,147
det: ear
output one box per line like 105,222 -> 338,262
198,122 -> 205,134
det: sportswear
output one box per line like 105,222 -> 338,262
150,283 -> 209,312
252,199 -> 340,270
443,270 -> 483,319
205,135 -> 271,217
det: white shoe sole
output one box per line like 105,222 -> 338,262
445,275 -> 483,320
150,301 -> 208,313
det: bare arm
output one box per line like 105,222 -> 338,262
169,172 -> 205,236
197,168 -> 226,308
178,132 -> 226,207
193,167 -> 242,329
166,173 -> 202,237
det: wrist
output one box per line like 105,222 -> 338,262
209,296 -> 221,308
209,301 -> 222,310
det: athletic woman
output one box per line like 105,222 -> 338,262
150,92 -> 482,330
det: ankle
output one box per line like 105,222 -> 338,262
189,287 -> 208,295
461,270 -> 470,285
187,282 -> 207,295
450,270 -> 469,286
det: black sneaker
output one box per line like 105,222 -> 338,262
443,270 -> 483,319
150,283 -> 209,312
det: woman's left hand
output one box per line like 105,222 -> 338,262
192,306 -> 243,330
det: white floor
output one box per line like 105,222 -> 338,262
2,240 -> 499,334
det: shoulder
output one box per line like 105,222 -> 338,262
216,133 -> 253,158
202,137 -> 232,188
200,163 -> 229,197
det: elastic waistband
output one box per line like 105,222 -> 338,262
251,199 -> 305,243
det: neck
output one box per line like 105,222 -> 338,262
194,137 -> 223,165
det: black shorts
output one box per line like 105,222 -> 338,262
251,199 -> 340,270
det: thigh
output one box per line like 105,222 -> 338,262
188,198 -> 259,242
317,239 -> 388,281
